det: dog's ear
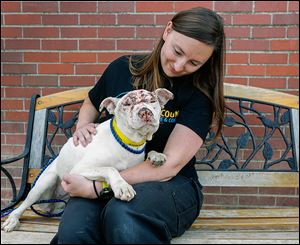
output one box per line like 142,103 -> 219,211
99,97 -> 119,115
153,88 -> 174,108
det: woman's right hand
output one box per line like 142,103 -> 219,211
73,123 -> 98,147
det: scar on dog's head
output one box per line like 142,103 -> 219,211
99,89 -> 173,115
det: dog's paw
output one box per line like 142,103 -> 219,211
1,215 -> 20,232
147,150 -> 167,167
111,180 -> 136,202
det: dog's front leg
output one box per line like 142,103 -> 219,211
1,164 -> 59,232
70,166 -> 136,201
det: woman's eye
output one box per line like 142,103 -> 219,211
174,49 -> 181,56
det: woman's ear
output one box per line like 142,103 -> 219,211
162,21 -> 173,41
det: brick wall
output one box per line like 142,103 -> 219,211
1,1 -> 299,208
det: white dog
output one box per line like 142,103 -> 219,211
2,88 -> 173,232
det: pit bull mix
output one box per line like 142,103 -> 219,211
2,88 -> 173,232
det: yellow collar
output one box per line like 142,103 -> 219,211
112,118 -> 146,147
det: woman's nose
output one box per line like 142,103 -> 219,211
173,59 -> 185,72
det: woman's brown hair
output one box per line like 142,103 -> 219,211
129,7 -> 226,140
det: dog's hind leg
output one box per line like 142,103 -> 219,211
1,163 -> 59,232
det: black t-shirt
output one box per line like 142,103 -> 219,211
89,55 -> 212,180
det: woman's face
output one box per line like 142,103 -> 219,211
160,22 -> 214,78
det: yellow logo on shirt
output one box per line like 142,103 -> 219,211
160,109 -> 180,123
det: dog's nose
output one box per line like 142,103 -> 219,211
138,108 -> 153,122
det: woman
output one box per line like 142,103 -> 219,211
51,7 -> 225,244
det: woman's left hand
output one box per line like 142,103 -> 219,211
61,174 -> 98,199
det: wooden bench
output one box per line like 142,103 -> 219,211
1,83 -> 299,244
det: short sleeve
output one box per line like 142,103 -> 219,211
88,69 -> 108,111
176,90 -> 212,141
88,56 -> 132,111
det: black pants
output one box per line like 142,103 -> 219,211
50,175 -> 203,244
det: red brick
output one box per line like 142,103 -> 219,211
250,54 -> 288,64
117,40 -> 154,50
24,52 -> 59,62
60,1 -> 97,12
79,40 -> 115,50
271,40 -> 299,51
1,76 -> 22,86
3,64 -> 37,74
233,14 -> 271,25
1,100 -> 23,110
80,14 -> 116,25
136,1 -> 173,12
23,27 -> 59,38
226,53 -> 248,64
118,14 -> 154,25
239,195 -> 275,206
255,1 -> 287,12
204,194 -> 238,205
42,40 -> 77,50
5,111 -> 28,122
215,1 -> 252,12
1,52 -> 23,62
99,27 -> 135,38
175,1 -> 212,12
97,53 -> 128,63
39,64 -> 74,75
231,40 -> 270,51
136,27 -> 164,38
99,2 -> 134,13
266,66 -> 299,76
276,196 -> 299,207
60,76 -> 96,87
225,27 -> 250,38
5,14 -> 41,25
23,76 -> 59,87
252,27 -> 285,38
75,64 -> 107,75
61,27 -> 97,38
1,27 -> 22,38
227,65 -> 266,76
1,1 -> 21,12
42,15 -> 78,25
61,53 -> 97,63
6,134 -> 26,145
5,87 -> 41,98
273,14 -> 299,25
249,78 -> 286,89
22,2 -> 58,12
5,39 -> 40,50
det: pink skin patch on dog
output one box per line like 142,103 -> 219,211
122,90 -> 156,108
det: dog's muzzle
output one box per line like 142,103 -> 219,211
138,107 -> 154,123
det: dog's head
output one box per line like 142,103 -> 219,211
100,89 -> 173,140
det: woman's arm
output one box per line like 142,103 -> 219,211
73,96 -> 99,147
121,123 -> 203,184
62,123 -> 203,198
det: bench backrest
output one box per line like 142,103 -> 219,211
26,84 -> 299,190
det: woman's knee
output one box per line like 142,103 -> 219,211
102,198 -> 172,243
56,197 -> 105,243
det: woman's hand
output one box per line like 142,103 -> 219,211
61,174 -> 100,199
73,123 -> 98,147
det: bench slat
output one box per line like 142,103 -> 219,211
200,208 -> 299,218
192,217 -> 299,230
34,84 -> 299,111
198,171 -> 299,188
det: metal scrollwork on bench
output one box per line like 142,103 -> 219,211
197,97 -> 297,172
42,102 -> 82,166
